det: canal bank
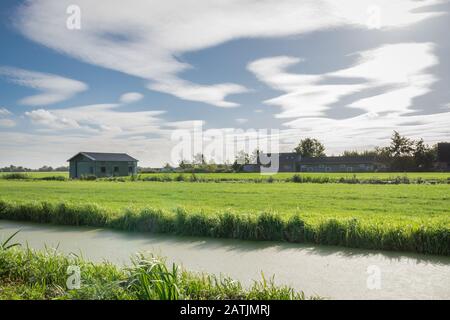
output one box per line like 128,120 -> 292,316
1,220 -> 449,299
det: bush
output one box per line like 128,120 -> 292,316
1,173 -> 30,180
38,176 -> 67,181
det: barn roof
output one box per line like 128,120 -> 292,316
67,152 -> 138,162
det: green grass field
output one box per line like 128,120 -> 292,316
0,179 -> 449,255
0,180 -> 448,222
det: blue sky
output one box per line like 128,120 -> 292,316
0,0 -> 449,167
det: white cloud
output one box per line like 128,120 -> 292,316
148,78 -> 247,108
248,43 -> 438,118
25,108 -> 81,130
0,108 -> 12,117
25,104 -> 167,135
119,92 -> 144,104
14,0 -> 441,107
0,67 -> 88,106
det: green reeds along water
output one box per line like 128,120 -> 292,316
0,248 -> 312,300
0,200 -> 448,255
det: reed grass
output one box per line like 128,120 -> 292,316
0,248 -> 312,300
0,200 -> 448,255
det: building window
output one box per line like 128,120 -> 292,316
128,166 -> 133,174
114,166 -> 119,172
101,167 -> 106,173
89,167 -> 94,174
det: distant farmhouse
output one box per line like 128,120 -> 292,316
68,152 -> 138,178
244,153 -> 387,173
437,143 -> 450,171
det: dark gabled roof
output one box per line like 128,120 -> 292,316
67,152 -> 138,162
300,156 -> 377,164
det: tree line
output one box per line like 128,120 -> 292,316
0,165 -> 69,172
162,131 -> 438,173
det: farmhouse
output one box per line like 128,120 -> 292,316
68,152 -> 138,179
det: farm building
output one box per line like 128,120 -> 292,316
436,143 -> 450,171
298,156 -> 383,172
257,153 -> 385,172
68,152 -> 138,179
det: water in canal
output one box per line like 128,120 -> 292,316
1,220 -> 449,300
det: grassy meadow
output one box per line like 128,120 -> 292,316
0,179 -> 448,219
0,178 -> 449,255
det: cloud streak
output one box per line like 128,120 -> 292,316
248,43 -> 438,118
0,66 -> 88,106
14,0 -> 442,107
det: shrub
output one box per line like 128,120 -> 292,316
175,174 -> 186,182
1,173 -> 30,180
38,176 -> 67,181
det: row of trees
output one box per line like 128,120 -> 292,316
0,165 -> 69,172
171,131 -> 437,172
293,132 -> 437,171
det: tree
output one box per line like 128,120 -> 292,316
232,150 -> 250,172
178,159 -> 191,169
413,139 -> 436,170
250,149 -> 260,164
193,153 -> 206,165
389,131 -> 414,157
342,150 -> 378,157
294,138 -> 325,157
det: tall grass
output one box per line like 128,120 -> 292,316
0,200 -> 448,255
0,229 -> 21,250
0,248 -> 312,300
